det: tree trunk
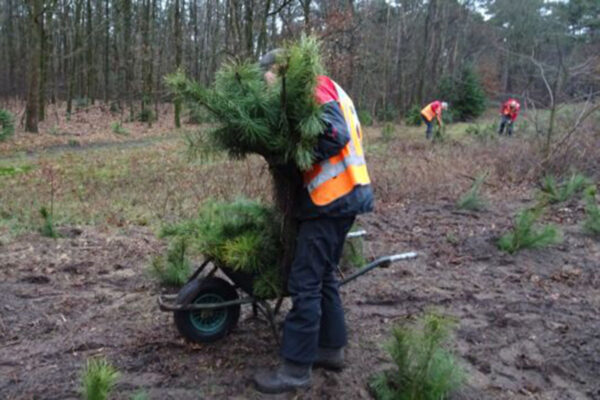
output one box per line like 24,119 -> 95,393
417,0 -> 436,106
86,0 -> 95,104
104,0 -> 110,102
174,0 -> 182,128
6,0 -> 17,96
38,5 -> 46,121
25,0 -> 43,133
268,161 -> 301,287
123,0 -> 133,120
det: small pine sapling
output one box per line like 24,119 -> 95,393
81,358 -> 120,400
137,108 -> 155,124
404,105 -> 423,126
583,186 -> 600,237
456,173 -> 488,211
497,207 -> 561,254
539,173 -> 591,204
39,206 -> 59,238
358,109 -> 374,126
369,312 -> 464,400
149,236 -> 191,287
111,121 -> 129,136
381,122 -> 396,141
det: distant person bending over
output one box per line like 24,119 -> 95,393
420,100 -> 448,140
498,99 -> 520,136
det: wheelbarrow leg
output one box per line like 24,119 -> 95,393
273,296 -> 284,316
256,300 -> 280,345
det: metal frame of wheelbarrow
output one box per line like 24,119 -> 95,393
157,231 -> 418,341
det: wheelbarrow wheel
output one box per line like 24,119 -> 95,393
174,277 -> 240,343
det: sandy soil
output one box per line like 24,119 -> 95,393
1,193 -> 599,399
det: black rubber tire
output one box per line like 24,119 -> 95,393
173,277 -> 241,343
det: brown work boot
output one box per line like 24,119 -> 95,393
253,359 -> 311,394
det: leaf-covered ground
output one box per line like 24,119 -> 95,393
1,193 -> 599,399
1,106 -> 599,399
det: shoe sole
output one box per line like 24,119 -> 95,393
254,381 -> 311,394
312,361 -> 345,372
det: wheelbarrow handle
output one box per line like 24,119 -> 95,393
339,251 -> 418,286
346,229 -> 367,239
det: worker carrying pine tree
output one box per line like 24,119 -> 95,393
253,49 -> 374,394
420,100 -> 448,139
498,98 -> 520,136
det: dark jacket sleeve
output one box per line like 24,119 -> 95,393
312,101 -> 351,163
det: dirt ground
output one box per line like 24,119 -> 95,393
1,190 -> 599,399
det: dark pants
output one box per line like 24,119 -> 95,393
422,115 -> 433,139
281,215 -> 355,365
498,115 -> 513,135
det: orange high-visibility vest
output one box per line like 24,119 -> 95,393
421,101 -> 441,122
303,81 -> 371,207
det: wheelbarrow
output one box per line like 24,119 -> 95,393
158,230 -> 418,343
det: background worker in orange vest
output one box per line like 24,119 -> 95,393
253,50 -> 374,394
498,98 -> 520,136
420,100 -> 448,139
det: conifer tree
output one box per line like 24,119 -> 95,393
437,65 -> 486,121
167,36 -> 325,283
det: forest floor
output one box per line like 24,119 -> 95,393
1,104 -> 599,399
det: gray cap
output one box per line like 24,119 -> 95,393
259,48 -> 284,72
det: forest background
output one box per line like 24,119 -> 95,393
1,0 -> 599,131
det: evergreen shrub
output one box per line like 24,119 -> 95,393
404,105 -> 422,126
465,123 -> 496,140
149,237 -> 191,287
437,65 -> 486,121
456,173 -> 487,211
137,107 -> 155,123
166,35 -> 325,171
382,122 -> 396,141
39,206 -> 59,238
186,103 -> 215,124
369,312 -> 464,400
358,109 -> 374,126
0,109 -> 15,141
75,97 -> 90,110
377,105 -> 397,122
497,208 -> 561,254
539,173 -> 592,204
111,121 -> 129,136
583,186 -> 600,237
161,199 -> 283,298
81,358 -> 120,400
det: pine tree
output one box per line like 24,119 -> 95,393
167,36 -> 325,290
437,65 -> 486,121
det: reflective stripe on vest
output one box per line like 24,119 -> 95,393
303,81 -> 371,206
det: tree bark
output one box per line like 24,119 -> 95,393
25,0 -> 43,133
174,0 -> 182,127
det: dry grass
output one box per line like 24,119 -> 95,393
0,139 -> 271,238
1,102 -> 598,240
0,101 -> 185,156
